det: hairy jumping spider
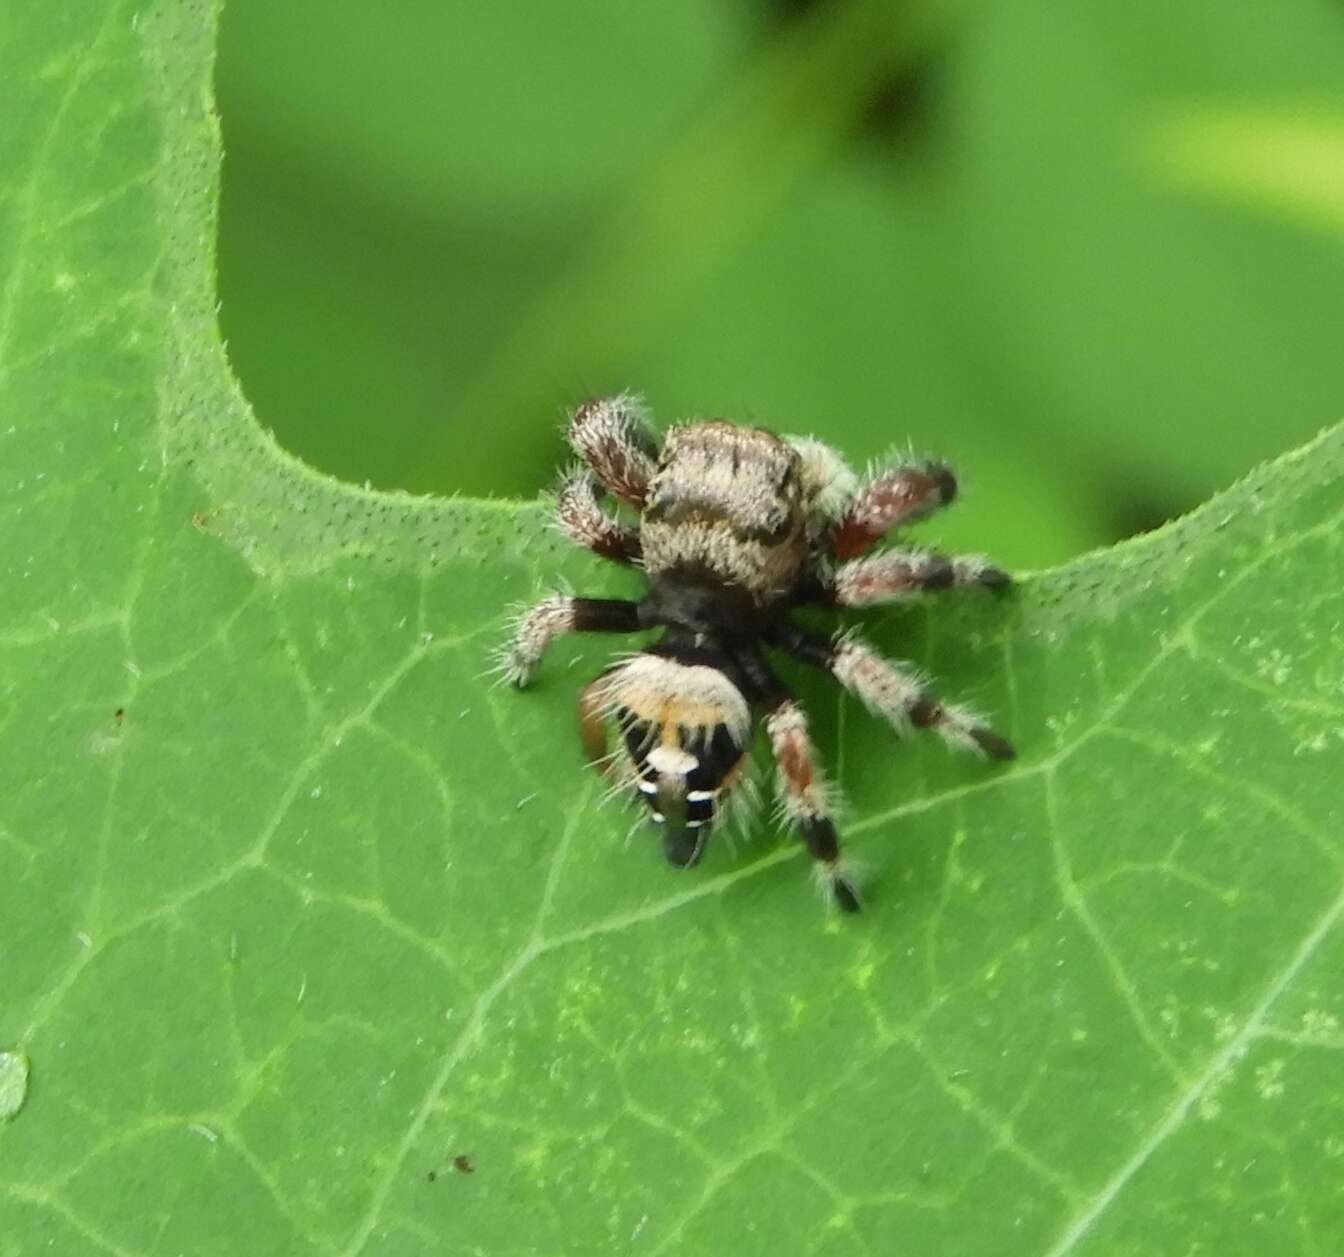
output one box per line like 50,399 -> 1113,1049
501,396 -> 1014,911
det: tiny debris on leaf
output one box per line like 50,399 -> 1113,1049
0,1050 -> 31,1120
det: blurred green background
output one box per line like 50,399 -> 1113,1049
215,0 -> 1344,570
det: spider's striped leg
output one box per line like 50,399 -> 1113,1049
821,548 -> 1010,607
772,623 -> 1015,760
763,697 -> 862,913
567,394 -> 658,510
829,458 -> 957,558
554,467 -> 641,565
497,595 -> 642,688
729,645 -> 859,912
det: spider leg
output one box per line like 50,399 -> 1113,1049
816,547 -> 1009,607
830,457 -> 957,559
764,698 -> 862,913
497,595 -> 642,688
770,623 -> 1015,760
732,646 -> 861,913
568,394 -> 658,510
554,467 -> 641,564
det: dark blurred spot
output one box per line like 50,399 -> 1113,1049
855,55 -> 946,149
1106,489 -> 1195,543
756,0 -> 947,149
762,0 -> 826,24
453,1154 -> 475,1174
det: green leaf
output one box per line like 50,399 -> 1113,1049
944,0 -> 1344,517
1147,104 -> 1344,238
2,4 -> 1342,1256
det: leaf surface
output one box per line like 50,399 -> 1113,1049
1,5 -> 1342,1255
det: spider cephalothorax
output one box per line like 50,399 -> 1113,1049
501,396 -> 1014,912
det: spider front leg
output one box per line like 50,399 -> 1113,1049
823,547 -> 1010,606
497,594 -> 642,688
554,467 -> 641,564
764,698 -> 862,913
830,456 -> 958,559
773,623 -> 1015,760
568,394 -> 658,510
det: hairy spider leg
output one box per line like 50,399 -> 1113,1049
771,623 -> 1016,760
830,458 -> 958,559
763,698 -> 861,913
728,646 -> 861,912
554,467 -> 641,565
822,547 -> 1010,606
568,395 -> 658,510
499,595 -> 643,688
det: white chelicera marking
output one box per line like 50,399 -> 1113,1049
646,744 -> 698,776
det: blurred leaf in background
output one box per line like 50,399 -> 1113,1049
216,0 -> 1344,571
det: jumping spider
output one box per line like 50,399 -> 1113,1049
501,396 -> 1014,912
